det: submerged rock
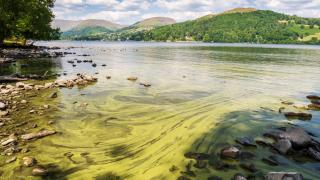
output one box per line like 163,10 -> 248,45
283,128 -> 312,148
221,146 -> 240,159
32,167 -> 48,176
49,92 -> 58,98
21,130 -> 56,140
127,77 -> 138,81
273,139 -> 292,154
236,137 -> 257,147
232,173 -> 247,180
23,157 -> 37,167
140,83 -> 151,87
265,172 -> 303,180
284,112 -> 312,120
194,160 -> 207,169
308,103 -> 320,110
239,163 -> 257,173
262,156 -> 279,166
5,156 -> 17,164
184,152 -> 210,160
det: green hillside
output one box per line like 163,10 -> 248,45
61,26 -> 112,40
124,10 -> 320,44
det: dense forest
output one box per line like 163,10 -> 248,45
63,10 -> 320,44
0,0 -> 59,46
122,10 -> 320,44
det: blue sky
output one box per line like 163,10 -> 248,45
54,0 -> 320,25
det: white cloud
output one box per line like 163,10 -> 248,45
53,0 -> 320,24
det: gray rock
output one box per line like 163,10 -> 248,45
265,172 -> 303,180
274,139 -> 292,154
283,128 -> 312,148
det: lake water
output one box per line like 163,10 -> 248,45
1,41 -> 320,179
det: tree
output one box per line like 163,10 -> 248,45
0,0 -> 60,46
203,34 -> 210,42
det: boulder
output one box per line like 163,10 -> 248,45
283,128 -> 312,148
1,138 -> 16,146
239,162 -> 257,173
221,146 -> 240,159
265,172 -> 303,180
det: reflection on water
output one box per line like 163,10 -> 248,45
1,42 -> 320,179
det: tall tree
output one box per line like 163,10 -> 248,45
0,0 -> 59,46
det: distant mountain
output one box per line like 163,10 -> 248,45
52,19 -> 124,32
52,20 -> 80,32
53,19 -> 125,40
130,17 -> 176,29
56,17 -> 176,40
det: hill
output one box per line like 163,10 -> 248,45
54,19 -> 124,40
130,17 -> 176,30
125,9 -> 320,44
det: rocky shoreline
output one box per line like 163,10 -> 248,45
0,71 -> 98,176
177,95 -> 320,180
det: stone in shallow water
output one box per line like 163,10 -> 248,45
273,139 -> 292,154
49,92 -> 58,98
240,163 -> 257,173
194,160 -> 207,169
32,167 -> 48,176
265,172 -> 303,180
284,112 -> 312,120
236,137 -> 257,147
283,128 -> 312,148
184,152 -> 210,160
21,130 -> 56,140
221,146 -> 240,159
232,173 -> 247,180
23,157 -> 37,167
5,156 -> 17,164
262,156 -> 279,166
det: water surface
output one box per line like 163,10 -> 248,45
1,42 -> 320,179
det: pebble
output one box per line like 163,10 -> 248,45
23,157 -> 37,167
5,156 -> 17,164
0,102 -> 6,110
32,167 -> 48,176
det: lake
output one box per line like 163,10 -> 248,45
1,41 -> 320,179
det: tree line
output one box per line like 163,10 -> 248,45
0,0 -> 59,46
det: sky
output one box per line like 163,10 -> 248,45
54,0 -> 320,25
